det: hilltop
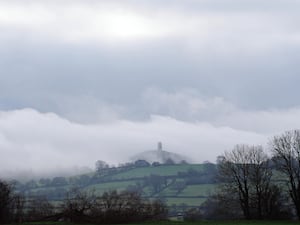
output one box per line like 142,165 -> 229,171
130,142 -> 191,164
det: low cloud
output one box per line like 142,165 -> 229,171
2,104 -> 300,179
142,88 -> 236,121
215,108 -> 300,134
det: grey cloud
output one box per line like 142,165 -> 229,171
0,108 -> 267,178
215,108 -> 300,134
141,88 -> 236,121
0,37 -> 300,117
1,104 -> 300,178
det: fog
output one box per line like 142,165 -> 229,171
1,104 -> 300,178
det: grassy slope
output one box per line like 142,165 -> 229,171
178,184 -> 216,197
84,164 -> 212,207
110,164 -> 204,179
25,164 -> 213,207
166,197 -> 207,206
84,181 -> 137,195
105,164 -> 212,207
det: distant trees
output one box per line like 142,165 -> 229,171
62,187 -> 96,222
25,180 -> 38,189
165,158 -> 175,165
51,177 -> 68,186
177,167 -> 217,185
95,160 -> 109,173
145,175 -> 167,194
134,160 -> 150,167
26,196 -> 54,221
98,190 -> 153,223
77,175 -> 91,186
0,177 -> 168,224
170,181 -> 186,194
62,189 -> 168,223
184,207 -> 202,221
202,192 -> 242,220
39,178 -> 51,187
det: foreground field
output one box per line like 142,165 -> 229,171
19,221 -> 299,225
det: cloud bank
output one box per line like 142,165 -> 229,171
1,97 -> 300,178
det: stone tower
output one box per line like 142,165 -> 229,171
158,142 -> 162,152
157,142 -> 165,162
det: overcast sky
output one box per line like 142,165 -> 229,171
1,0 -> 300,178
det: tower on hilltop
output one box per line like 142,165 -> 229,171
157,142 -> 163,152
157,141 -> 165,161
130,141 -> 190,164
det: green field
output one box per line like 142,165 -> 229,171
85,180 -> 136,195
110,164 -> 204,179
19,164 -> 215,209
178,184 -> 215,197
17,220 -> 300,225
166,197 -> 206,206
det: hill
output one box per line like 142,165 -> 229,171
15,163 -> 218,213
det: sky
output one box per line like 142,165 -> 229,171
0,0 -> 300,178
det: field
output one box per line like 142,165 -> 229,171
20,163 -> 216,210
85,180 -> 137,195
166,197 -> 206,206
110,164 -> 205,179
18,220 -> 299,225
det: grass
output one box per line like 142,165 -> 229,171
84,180 -> 136,195
177,184 -> 216,197
15,220 -> 300,225
166,197 -> 207,206
175,222 -> 297,225
25,185 -> 69,193
158,186 -> 179,196
110,164 -> 204,180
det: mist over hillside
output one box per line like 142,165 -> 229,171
0,109 -> 268,179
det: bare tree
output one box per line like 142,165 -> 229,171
145,175 -> 167,194
248,146 -> 272,219
271,130 -> 300,219
12,194 -> 25,223
0,180 -> 26,223
218,144 -> 283,219
95,160 -> 109,174
62,187 -> 96,222
0,180 -> 14,223
26,196 -> 54,221
219,145 -> 254,219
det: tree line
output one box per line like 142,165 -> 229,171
201,130 -> 300,220
0,183 -> 168,224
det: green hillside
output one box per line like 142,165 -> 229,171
110,164 -> 205,179
17,163 -> 217,211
